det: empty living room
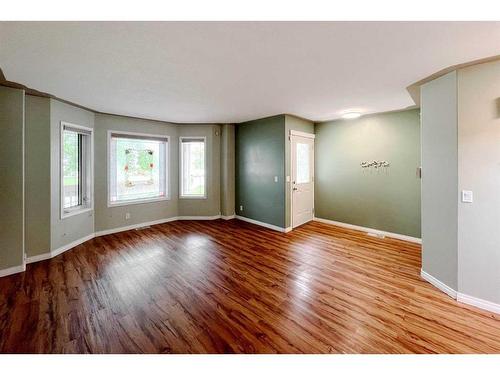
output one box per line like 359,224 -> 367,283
2,1 -> 500,372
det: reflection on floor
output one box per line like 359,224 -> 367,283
1,219 -> 500,353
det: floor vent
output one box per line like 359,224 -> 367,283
134,225 -> 152,231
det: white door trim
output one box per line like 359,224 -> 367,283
290,133 -> 315,229
289,130 -> 316,139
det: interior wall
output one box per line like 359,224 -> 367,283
220,124 -> 236,217
457,60 -> 500,304
50,99 -> 95,251
0,86 -> 25,273
94,114 -> 179,232
235,115 -> 286,228
178,124 -> 221,217
284,115 -> 315,228
420,71 -> 458,290
94,115 -> 223,231
314,109 -> 421,238
25,95 -> 51,257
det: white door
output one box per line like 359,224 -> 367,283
291,133 -> 314,228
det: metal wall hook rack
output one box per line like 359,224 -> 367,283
360,160 -> 390,169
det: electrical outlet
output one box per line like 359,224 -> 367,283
240,205 -> 243,211
125,212 -> 131,220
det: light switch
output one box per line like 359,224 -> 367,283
274,176 -> 278,182
461,190 -> 473,203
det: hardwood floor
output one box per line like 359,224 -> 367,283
1,219 -> 500,353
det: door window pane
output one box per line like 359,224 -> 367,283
296,142 -> 310,184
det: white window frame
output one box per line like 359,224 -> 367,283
179,136 -> 207,199
60,121 -> 94,219
107,130 -> 170,207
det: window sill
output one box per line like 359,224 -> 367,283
61,207 -> 93,219
179,195 -> 207,200
108,196 -> 170,208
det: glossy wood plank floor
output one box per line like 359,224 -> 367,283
1,219 -> 500,353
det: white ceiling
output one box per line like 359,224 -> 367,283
1,22 -> 500,123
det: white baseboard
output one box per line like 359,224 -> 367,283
26,252 -> 52,264
457,293 -> 500,315
221,214 -> 236,220
13,215 -> 500,317
95,217 -> 179,237
95,215 -> 223,237
235,215 -> 287,233
0,263 -> 26,278
421,270 -> 500,314
22,215 -> 225,270
420,269 -> 457,299
313,217 -> 422,244
52,233 -> 96,258
26,233 -> 96,264
177,215 -> 221,220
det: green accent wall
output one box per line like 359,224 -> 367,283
0,86 -> 25,271
236,115 -> 285,228
315,109 -> 421,238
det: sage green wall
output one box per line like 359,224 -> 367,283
94,114 -> 222,231
178,124 -> 221,217
315,109 -> 421,238
50,99 -> 95,250
0,86 -> 25,272
236,115 -> 286,228
284,115 -> 315,228
25,95 -> 51,257
220,124 -> 235,217
420,71 -> 458,291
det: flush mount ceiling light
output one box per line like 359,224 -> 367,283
341,112 -> 362,120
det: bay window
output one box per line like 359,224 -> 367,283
108,131 -> 169,206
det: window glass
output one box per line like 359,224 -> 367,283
296,142 -> 310,184
63,130 -> 81,208
61,123 -> 92,217
109,135 -> 168,204
181,139 -> 205,197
